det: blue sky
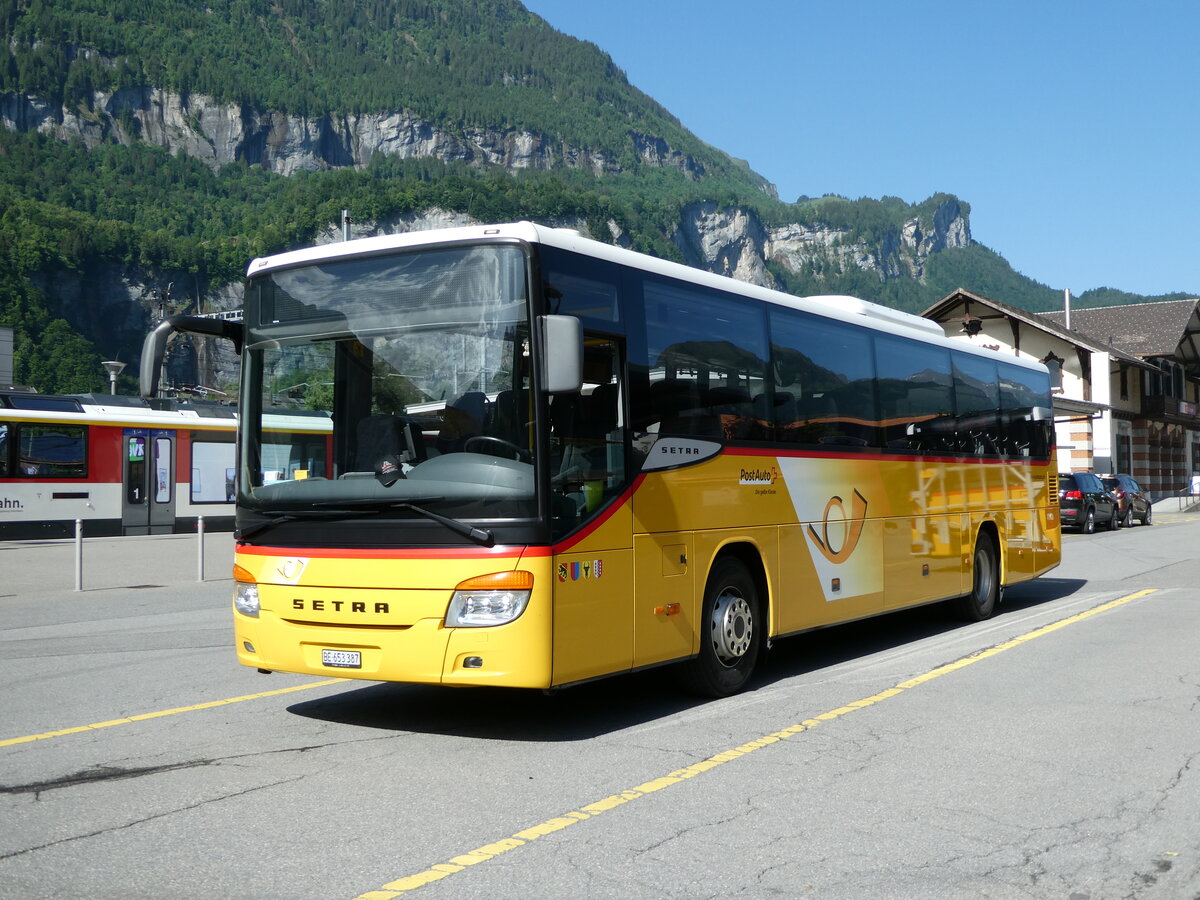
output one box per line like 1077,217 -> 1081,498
521,1 -> 1199,298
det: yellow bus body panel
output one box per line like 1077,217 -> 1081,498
234,547 -> 554,688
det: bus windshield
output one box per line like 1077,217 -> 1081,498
239,243 -> 537,524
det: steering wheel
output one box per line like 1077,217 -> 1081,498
463,435 -> 532,463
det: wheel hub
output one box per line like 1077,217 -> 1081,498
710,589 -> 753,667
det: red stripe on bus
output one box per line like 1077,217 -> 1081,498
721,445 -> 1050,466
237,544 -> 552,560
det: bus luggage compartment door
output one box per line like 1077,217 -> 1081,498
121,429 -> 176,535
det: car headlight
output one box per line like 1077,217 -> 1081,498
233,581 -> 261,618
446,571 -> 533,627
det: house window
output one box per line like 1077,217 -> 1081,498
1041,352 -> 1064,393
1119,364 -> 1128,401
1115,433 -> 1132,475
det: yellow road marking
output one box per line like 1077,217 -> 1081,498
355,588 -> 1158,898
0,679 -> 343,748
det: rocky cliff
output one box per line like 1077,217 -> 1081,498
2,87 -> 970,389
1,86 -> 710,181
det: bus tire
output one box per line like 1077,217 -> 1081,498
682,557 -> 762,698
953,532 -> 999,622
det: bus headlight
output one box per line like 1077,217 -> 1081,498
234,581 -> 261,618
446,571 -> 533,627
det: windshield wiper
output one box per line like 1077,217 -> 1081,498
394,502 -> 494,547
238,500 -> 494,547
235,508 -> 383,542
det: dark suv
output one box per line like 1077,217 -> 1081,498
1059,472 -> 1119,533
1101,473 -> 1152,526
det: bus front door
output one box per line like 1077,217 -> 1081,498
121,429 -> 176,535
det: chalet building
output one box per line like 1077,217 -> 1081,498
922,290 -> 1200,499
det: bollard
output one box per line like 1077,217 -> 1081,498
74,518 -> 83,591
197,515 -> 205,582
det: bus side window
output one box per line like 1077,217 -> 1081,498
953,353 -> 1000,456
550,337 -> 626,522
769,310 -> 878,448
999,363 -> 1053,460
875,336 -> 954,453
642,279 -> 768,442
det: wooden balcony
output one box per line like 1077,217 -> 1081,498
1141,395 -> 1200,426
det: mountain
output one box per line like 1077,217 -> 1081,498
0,0 -> 1174,394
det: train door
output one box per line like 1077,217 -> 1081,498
122,429 -> 176,534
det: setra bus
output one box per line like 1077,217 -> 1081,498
140,222 -> 1060,696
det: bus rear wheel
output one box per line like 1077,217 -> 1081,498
681,557 -> 762,698
953,532 -> 1000,622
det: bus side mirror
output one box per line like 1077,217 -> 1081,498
540,315 -> 582,394
140,314 -> 245,398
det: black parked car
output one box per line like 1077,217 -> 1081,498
1100,473 -> 1153,526
1059,472 -> 1119,533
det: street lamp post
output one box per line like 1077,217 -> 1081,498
101,360 -> 127,395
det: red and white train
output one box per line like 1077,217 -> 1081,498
0,390 -> 242,540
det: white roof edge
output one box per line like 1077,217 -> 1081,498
246,221 -> 546,275
247,222 -> 1045,371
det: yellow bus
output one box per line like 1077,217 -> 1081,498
141,222 -> 1060,697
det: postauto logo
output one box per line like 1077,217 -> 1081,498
807,489 -> 868,564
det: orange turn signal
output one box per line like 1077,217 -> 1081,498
455,570 -> 535,591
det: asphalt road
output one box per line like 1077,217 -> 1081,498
1,509 -> 1198,900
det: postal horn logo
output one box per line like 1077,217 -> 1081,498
276,557 -> 308,583
807,490 -> 868,564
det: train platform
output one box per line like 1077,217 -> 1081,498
0,530 -> 236,602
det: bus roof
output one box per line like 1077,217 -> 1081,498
247,221 -> 1044,372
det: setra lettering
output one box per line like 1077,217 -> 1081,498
290,599 -> 389,614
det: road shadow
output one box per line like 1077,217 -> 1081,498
287,576 -> 1088,741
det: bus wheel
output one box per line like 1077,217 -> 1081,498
953,532 -> 999,622
683,557 -> 762,698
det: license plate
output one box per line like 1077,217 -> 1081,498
321,649 -> 361,669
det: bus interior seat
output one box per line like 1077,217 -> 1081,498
651,379 -> 704,435
705,385 -> 753,439
551,385 -> 619,483
488,389 -> 519,440
587,382 -> 620,436
436,391 -> 488,454
796,392 -> 836,422
753,391 -> 797,439
355,414 -> 425,471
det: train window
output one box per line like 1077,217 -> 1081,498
6,395 -> 83,412
191,439 -> 236,503
154,437 -> 172,503
19,425 -> 86,478
0,423 -> 8,476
